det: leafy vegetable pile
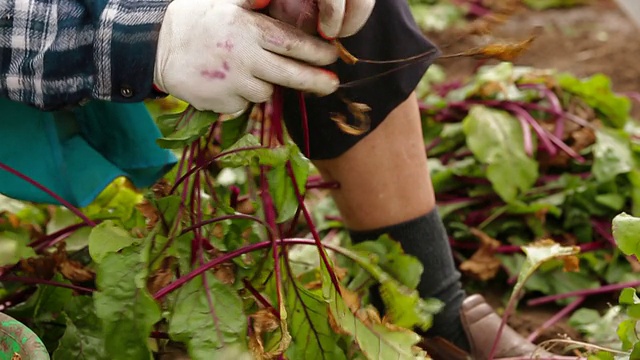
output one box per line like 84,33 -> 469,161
0,90 -> 446,359
418,62 -> 640,306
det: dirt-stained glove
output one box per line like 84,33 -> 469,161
268,0 -> 376,39
153,0 -> 340,114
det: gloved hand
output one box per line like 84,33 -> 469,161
268,0 -> 376,39
153,0 -> 340,115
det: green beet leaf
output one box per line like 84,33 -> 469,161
88,220 -> 142,264
217,134 -> 291,168
613,213 -> 640,258
592,128 -> 634,183
0,230 -> 36,266
617,319 -> 639,351
53,296 -> 109,360
334,245 -> 442,332
267,146 -> 310,223
351,234 -> 424,289
619,288 -> 640,319
558,73 -> 631,129
221,113 -> 250,150
94,244 -> 161,360
318,254 -> 429,360
168,272 -> 250,359
157,110 -> 218,149
462,105 -> 539,203
284,278 -> 347,360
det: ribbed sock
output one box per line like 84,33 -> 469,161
348,208 -> 471,351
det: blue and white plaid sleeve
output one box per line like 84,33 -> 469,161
0,0 -> 170,111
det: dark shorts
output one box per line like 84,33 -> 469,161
281,0 -> 440,160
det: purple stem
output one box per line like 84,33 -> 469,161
170,145 -> 266,193
297,91 -> 311,158
545,130 -> 586,163
0,161 -> 95,226
154,238 -> 342,300
519,83 -> 565,139
242,278 -> 279,318
515,111 -> 534,156
0,275 -> 95,293
29,221 -> 96,250
504,104 -> 557,156
528,280 -> 640,306
285,162 -> 342,293
526,296 -> 585,343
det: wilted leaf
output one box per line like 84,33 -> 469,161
147,256 -> 175,295
58,259 -> 95,283
168,272 -> 250,360
248,309 -> 281,360
459,228 -> 502,281
462,105 -> 539,203
94,244 -> 161,360
318,255 -> 429,360
339,245 -> 442,331
137,200 -> 160,230
511,240 -> 581,308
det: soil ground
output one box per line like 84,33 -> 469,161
425,0 -> 640,346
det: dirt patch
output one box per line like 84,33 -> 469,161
427,0 -> 640,94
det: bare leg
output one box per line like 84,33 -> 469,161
312,92 -> 469,350
312,92 -> 435,231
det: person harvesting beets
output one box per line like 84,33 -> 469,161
0,0 -> 575,359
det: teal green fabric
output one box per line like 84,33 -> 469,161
0,98 -> 177,208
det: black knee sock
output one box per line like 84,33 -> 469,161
348,208 -> 471,351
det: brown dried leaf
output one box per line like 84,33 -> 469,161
7,214 -> 20,228
444,28 -> 541,62
304,279 -> 322,290
58,259 -> 95,283
327,310 -> 351,336
561,255 -> 580,273
333,40 -> 358,65
11,353 -> 21,360
151,179 -> 173,198
147,257 -> 175,295
248,309 -> 281,360
330,112 -> 368,136
136,199 -> 160,230
459,228 -> 502,281
236,198 -> 256,215
213,262 -> 235,285
340,284 -> 361,313
19,243 -> 66,280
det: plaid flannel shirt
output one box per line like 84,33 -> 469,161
0,0 -> 171,111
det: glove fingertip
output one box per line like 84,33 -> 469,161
317,22 -> 338,40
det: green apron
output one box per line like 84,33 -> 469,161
0,98 -> 177,208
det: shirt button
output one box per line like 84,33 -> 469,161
120,85 -> 134,98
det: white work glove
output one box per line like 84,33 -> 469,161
153,0 -> 340,115
268,0 -> 376,39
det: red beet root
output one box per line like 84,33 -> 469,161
268,0 -> 319,34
